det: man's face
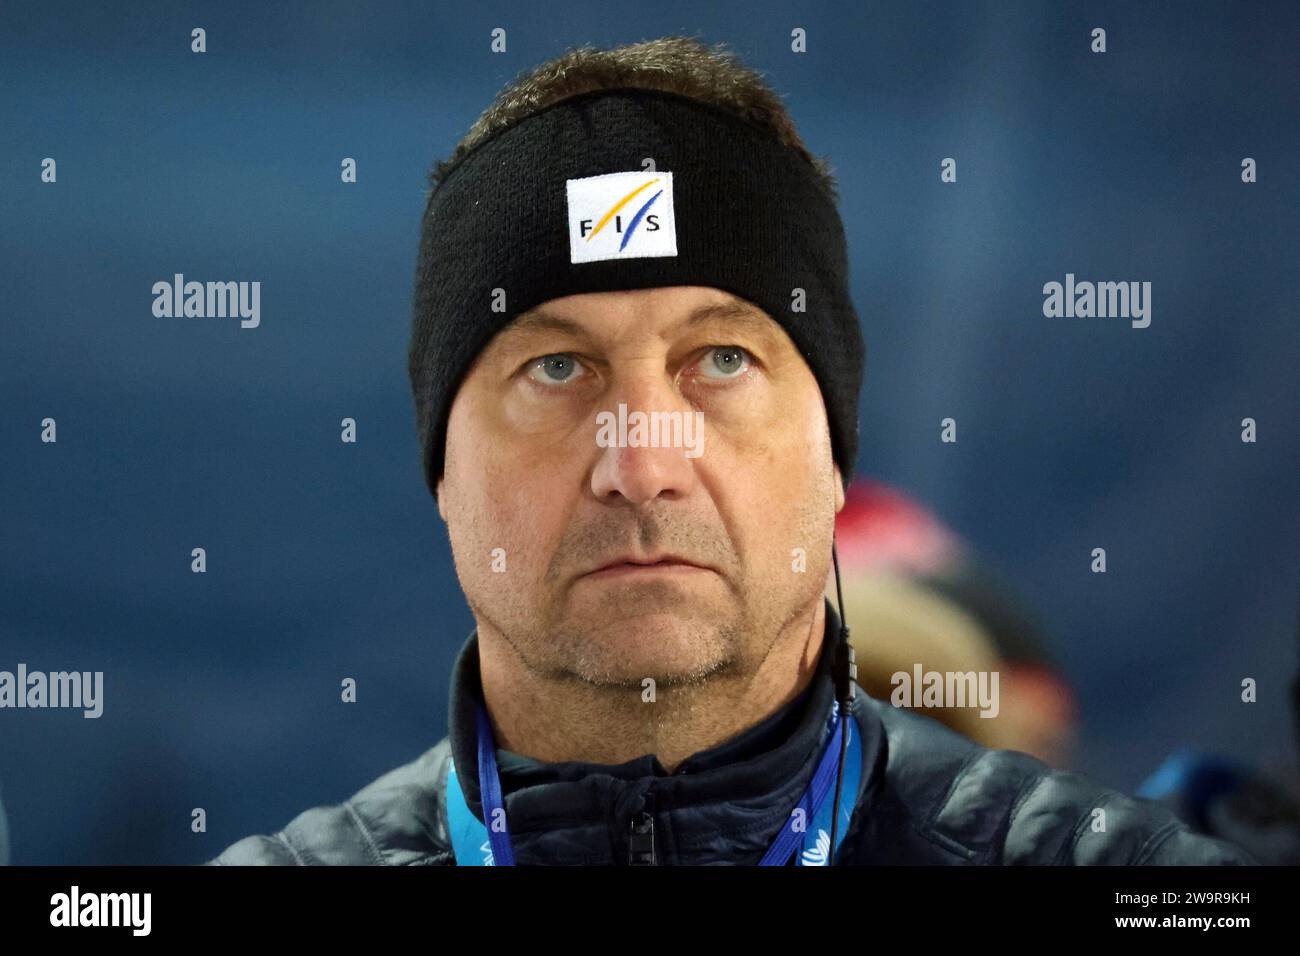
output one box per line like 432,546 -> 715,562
438,286 -> 845,688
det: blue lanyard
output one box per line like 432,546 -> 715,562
446,696 -> 862,866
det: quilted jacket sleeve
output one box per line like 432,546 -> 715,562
204,739 -> 454,866
862,697 -> 1259,865
999,762 -> 1257,865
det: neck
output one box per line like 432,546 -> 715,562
477,598 -> 827,773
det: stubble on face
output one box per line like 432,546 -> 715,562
448,454 -> 838,696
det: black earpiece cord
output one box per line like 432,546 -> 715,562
827,534 -> 856,863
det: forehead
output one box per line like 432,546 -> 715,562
494,287 -> 784,351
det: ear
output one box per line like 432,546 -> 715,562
436,476 -> 447,523
833,464 -> 846,514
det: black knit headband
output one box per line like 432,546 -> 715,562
408,87 -> 865,499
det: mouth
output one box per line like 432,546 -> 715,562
579,556 -> 715,580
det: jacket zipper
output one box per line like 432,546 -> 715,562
628,794 -> 656,865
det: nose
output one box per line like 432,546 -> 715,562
589,373 -> 700,505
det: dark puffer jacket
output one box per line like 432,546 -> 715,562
208,600 -> 1256,866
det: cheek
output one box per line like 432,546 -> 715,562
727,380 -> 832,484
783,381 -> 834,460
719,390 -> 834,567
485,387 -> 606,494
444,405 -> 571,586
449,460 -> 548,573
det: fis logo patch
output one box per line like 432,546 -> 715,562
566,171 -> 677,264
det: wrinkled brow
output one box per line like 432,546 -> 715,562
497,299 -> 780,353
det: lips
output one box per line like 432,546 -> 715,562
581,554 -> 713,578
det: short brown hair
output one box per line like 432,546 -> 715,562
428,35 -> 838,201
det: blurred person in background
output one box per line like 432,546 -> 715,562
829,478 -> 1076,766
833,478 -> 1299,865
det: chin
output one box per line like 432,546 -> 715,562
565,611 -> 734,688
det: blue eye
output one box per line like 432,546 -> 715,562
527,353 -> 584,384
701,346 -> 749,379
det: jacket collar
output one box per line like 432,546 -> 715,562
446,598 -> 865,864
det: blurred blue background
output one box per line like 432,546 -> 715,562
1,0 -> 1296,864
